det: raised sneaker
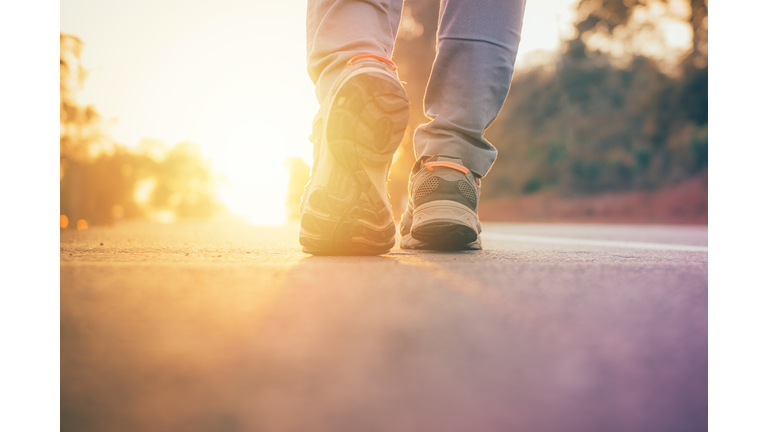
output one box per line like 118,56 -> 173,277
299,55 -> 410,255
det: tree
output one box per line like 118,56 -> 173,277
60,32 -> 223,225
565,0 -> 708,68
60,33 -> 110,178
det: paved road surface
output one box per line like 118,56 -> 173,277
60,221 -> 707,432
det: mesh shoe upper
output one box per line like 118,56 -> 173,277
408,156 -> 480,211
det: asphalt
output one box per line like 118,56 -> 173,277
60,220 -> 708,432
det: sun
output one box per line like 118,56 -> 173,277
61,0 -> 582,225
63,0 -> 318,225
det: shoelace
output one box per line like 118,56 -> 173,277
424,161 -> 469,175
346,54 -> 397,71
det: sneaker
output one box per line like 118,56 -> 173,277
400,156 -> 482,250
299,55 -> 410,255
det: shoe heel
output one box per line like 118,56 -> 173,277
300,68 -> 407,256
411,200 -> 479,247
357,90 -> 410,165
330,73 -> 409,166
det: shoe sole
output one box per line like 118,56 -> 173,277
410,200 -> 480,250
300,69 -> 409,255
400,232 -> 482,250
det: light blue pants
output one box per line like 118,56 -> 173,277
307,0 -> 526,178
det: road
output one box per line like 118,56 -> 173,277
60,220 -> 708,432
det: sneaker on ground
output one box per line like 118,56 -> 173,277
299,55 -> 410,255
400,156 -> 482,250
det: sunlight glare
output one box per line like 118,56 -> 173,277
134,178 -> 156,205
63,0 -> 317,226
155,210 -> 177,224
217,130 -> 291,226
61,0 -> 593,224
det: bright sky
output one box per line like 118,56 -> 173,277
61,0 -> 579,225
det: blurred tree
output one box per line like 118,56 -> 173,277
565,0 -> 708,67
687,0 -> 708,67
484,0 -> 707,197
60,149 -> 148,225
60,33 -> 110,178
60,140 -> 223,225
149,142 -> 219,219
385,0 -> 707,204
60,32 -> 223,225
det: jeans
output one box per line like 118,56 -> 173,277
307,0 -> 526,178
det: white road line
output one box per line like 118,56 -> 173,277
483,233 -> 708,252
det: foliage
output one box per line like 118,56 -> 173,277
60,33 -> 109,171
567,0 -> 707,67
484,56 -> 707,197
390,0 -> 707,204
60,32 -> 221,225
60,141 -> 221,224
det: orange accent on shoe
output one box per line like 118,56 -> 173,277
346,54 -> 397,71
424,161 -> 469,175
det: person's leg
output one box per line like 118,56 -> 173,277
307,0 -> 403,104
414,0 -> 526,178
401,0 -> 526,250
301,0 -> 410,255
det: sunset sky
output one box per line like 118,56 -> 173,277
60,0 -> 590,224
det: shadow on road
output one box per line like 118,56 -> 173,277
61,240 -> 706,432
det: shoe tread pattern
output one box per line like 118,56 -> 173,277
411,221 -> 478,250
300,73 -> 409,255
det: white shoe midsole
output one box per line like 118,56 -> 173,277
412,200 -> 480,233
